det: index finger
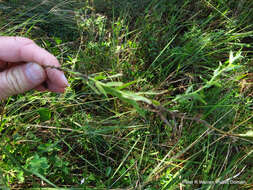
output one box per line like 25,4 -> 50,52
0,36 -> 69,89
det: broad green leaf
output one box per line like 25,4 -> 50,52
38,108 -> 51,122
26,154 -> 49,175
17,171 -> 24,183
104,82 -> 124,87
54,37 -> 62,45
116,80 -> 139,90
87,81 -> 100,94
151,99 -> 161,106
94,75 -> 107,80
106,166 -> 112,177
121,91 -> 152,104
95,81 -> 107,97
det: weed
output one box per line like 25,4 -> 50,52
0,0 -> 252,189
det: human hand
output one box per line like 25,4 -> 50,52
0,36 -> 69,100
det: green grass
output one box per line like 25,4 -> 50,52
0,0 -> 252,189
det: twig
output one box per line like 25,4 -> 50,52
43,65 -> 243,139
43,65 -> 90,80
150,104 -> 242,138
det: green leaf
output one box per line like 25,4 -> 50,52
94,75 -> 107,80
185,85 -> 193,94
95,81 -> 107,97
121,91 -> 152,104
38,143 -> 59,153
101,86 -> 147,117
238,131 -> 253,137
104,82 -> 124,87
116,80 -> 138,90
223,65 -> 241,72
151,99 -> 161,106
229,51 -> 242,64
17,170 -> 24,183
87,81 -> 100,94
54,37 -> 62,45
26,154 -> 49,175
213,63 -> 222,77
38,108 -> 51,122
106,166 -> 112,177
88,174 -> 96,181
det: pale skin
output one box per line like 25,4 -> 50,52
0,36 -> 69,99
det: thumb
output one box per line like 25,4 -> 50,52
0,62 -> 46,99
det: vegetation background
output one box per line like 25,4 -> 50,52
0,0 -> 252,189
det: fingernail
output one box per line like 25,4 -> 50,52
61,73 -> 70,87
25,62 -> 45,84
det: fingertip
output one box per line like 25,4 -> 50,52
47,82 -> 66,93
46,68 -> 69,88
51,88 -> 66,93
